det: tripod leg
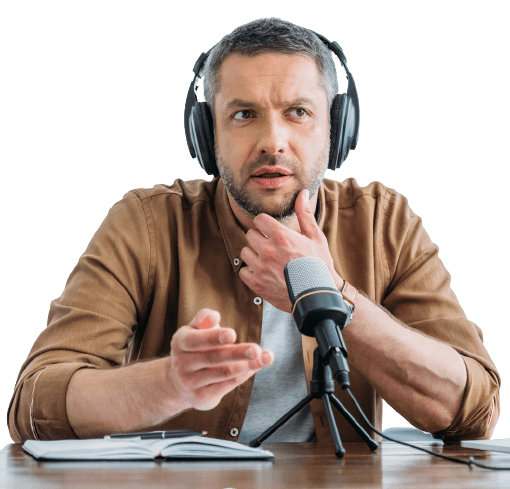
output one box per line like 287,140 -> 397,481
248,393 -> 315,447
330,394 -> 379,451
322,394 -> 346,458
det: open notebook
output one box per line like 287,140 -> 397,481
22,435 -> 274,461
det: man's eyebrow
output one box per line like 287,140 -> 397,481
222,97 -> 316,113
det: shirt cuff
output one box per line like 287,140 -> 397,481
30,363 -> 99,440
434,356 -> 499,440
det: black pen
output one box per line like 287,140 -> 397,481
105,430 -> 207,440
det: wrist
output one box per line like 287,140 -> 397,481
341,280 -> 358,327
160,356 -> 192,415
331,269 -> 345,290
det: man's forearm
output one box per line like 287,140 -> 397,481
342,291 -> 468,433
66,357 -> 186,439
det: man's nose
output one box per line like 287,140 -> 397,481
256,113 -> 289,155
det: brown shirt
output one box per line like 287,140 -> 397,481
8,177 -> 500,443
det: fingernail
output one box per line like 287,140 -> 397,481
201,317 -> 213,329
262,351 -> 272,365
245,348 -> 255,359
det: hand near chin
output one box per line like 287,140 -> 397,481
239,189 -> 342,313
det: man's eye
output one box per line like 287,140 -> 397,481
232,108 -> 307,120
233,110 -> 253,120
289,108 -> 308,117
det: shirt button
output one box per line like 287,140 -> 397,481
254,297 -> 262,305
230,428 -> 239,437
234,258 -> 240,266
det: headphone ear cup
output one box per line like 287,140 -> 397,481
328,94 -> 356,170
195,102 -> 220,177
328,93 -> 345,171
342,96 -> 356,159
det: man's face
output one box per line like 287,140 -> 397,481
214,53 -> 330,222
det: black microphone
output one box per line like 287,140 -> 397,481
284,257 -> 351,388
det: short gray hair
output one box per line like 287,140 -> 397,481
203,18 -> 338,118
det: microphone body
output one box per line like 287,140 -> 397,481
315,319 -> 350,388
284,257 -> 352,388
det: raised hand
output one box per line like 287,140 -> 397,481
167,308 -> 274,411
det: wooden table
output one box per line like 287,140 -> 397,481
2,441 -> 510,488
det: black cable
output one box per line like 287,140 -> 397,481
345,387 -> 510,471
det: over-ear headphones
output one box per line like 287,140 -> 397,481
184,31 -> 360,177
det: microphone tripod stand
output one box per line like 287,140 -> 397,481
249,347 -> 379,458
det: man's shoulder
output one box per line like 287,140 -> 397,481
322,177 -> 398,208
124,177 -> 219,210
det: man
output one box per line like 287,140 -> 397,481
8,18 -> 499,443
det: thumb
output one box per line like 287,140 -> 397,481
295,189 -> 320,238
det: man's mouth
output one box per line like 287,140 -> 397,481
253,173 -> 286,178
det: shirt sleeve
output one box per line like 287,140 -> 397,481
7,191 -> 153,442
380,189 -> 500,440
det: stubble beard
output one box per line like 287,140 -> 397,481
215,136 -> 330,224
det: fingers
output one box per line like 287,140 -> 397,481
193,362 -> 271,409
188,308 -> 221,329
190,351 -> 274,410
175,309 -> 236,352
182,343 -> 262,370
182,350 -> 273,389
172,309 -> 274,375
177,325 -> 237,352
295,189 -> 320,239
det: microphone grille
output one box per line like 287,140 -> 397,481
285,257 -> 337,298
